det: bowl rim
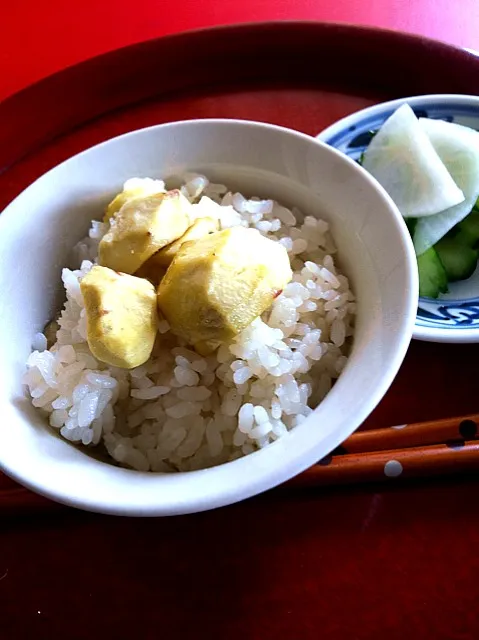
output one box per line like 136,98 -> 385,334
0,118 -> 419,516
316,93 -> 479,344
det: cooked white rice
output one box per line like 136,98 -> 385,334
23,175 -> 356,472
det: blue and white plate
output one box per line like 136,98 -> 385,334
317,94 -> 479,344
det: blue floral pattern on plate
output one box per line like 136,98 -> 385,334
316,95 -> 479,342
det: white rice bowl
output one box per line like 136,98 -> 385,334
23,175 -> 355,472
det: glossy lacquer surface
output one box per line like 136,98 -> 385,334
1,20 -> 479,640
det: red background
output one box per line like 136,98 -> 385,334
2,0 -> 479,100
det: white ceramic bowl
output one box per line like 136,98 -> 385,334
0,119 -> 418,516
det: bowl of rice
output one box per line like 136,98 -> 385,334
0,119 -> 418,516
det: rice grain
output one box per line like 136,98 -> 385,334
24,174 -> 355,472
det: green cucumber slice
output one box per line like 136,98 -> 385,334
434,236 -> 478,282
455,211 -> 479,248
417,246 -> 448,298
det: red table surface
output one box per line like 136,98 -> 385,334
3,4 -> 479,639
2,0 -> 479,101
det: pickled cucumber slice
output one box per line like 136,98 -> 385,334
417,247 -> 448,298
435,237 -> 478,282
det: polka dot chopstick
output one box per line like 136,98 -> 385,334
2,415 -> 479,510
290,414 -> 479,487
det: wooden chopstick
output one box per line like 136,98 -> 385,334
288,440 -> 479,487
339,414 -> 479,454
286,413 -> 479,488
1,414 -> 479,511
